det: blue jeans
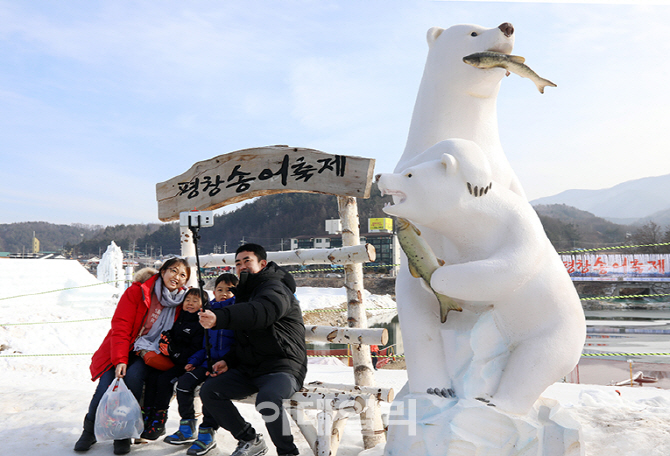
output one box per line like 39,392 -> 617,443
85,353 -> 147,423
199,369 -> 299,455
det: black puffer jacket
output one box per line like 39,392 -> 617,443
214,261 -> 307,386
164,310 -> 205,366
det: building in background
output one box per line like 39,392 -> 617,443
289,218 -> 399,274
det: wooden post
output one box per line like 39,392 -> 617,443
337,195 -> 385,449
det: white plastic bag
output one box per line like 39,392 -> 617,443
94,378 -> 143,441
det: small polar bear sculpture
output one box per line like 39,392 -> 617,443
377,139 -> 586,415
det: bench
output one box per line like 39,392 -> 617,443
234,324 -> 393,456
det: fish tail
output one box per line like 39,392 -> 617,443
536,78 -> 557,94
437,293 -> 462,323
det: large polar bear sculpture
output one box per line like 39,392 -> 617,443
388,22 -> 542,413
378,139 -> 586,415
395,22 -> 524,198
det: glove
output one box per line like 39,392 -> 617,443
159,331 -> 171,356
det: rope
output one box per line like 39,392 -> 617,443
289,264 -> 397,274
192,264 -> 397,279
0,280 -> 122,301
1,307 -> 397,327
0,262 -> 398,302
1,317 -> 111,327
2,351 -> 669,359
303,307 -> 396,314
0,352 -> 370,359
581,293 -> 670,301
0,352 -> 94,358
581,352 -> 670,357
558,242 -> 670,255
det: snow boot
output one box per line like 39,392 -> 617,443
74,416 -> 97,452
113,438 -> 131,455
140,409 -> 168,440
141,406 -> 153,430
186,427 -> 217,456
164,418 -> 197,445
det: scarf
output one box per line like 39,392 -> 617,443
133,276 -> 186,353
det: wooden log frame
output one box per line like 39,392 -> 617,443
180,231 -> 390,455
303,381 -> 395,404
192,244 -> 376,269
170,148 -> 386,454
235,325 -> 394,456
156,146 -> 375,222
305,324 -> 388,346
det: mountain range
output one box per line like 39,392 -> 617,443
3,176 -> 669,256
530,174 -> 670,227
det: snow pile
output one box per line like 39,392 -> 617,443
0,259 -> 121,379
1,259 -> 670,456
543,384 -> 670,455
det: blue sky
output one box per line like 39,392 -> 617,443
1,1 -> 669,226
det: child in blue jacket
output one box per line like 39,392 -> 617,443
163,273 -> 238,446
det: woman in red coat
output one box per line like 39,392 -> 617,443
74,257 -> 190,455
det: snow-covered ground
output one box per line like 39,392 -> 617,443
2,259 -> 670,455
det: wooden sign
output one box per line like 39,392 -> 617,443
156,145 -> 376,222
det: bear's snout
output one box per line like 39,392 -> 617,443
498,22 -> 514,37
374,173 -> 381,182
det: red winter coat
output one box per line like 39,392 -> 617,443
89,274 -> 182,381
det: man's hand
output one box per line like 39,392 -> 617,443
115,363 -> 127,378
184,363 -> 195,372
199,309 -> 217,329
207,360 -> 228,377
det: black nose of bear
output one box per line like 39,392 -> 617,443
498,22 -> 514,37
374,174 -> 381,182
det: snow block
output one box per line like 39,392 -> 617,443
381,390 -> 584,456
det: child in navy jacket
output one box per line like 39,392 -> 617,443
140,287 -> 206,441
163,273 -> 238,446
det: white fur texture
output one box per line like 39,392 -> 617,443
379,139 -> 586,415
395,23 -> 523,198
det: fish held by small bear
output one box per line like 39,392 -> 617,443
463,51 -> 557,94
395,217 -> 462,323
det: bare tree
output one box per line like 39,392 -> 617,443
631,222 -> 665,253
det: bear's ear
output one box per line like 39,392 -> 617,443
441,153 -> 458,173
427,27 -> 444,45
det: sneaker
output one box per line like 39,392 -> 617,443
186,427 -> 217,456
231,434 -> 268,456
164,419 -> 197,445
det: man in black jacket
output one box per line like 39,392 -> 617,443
193,243 -> 307,456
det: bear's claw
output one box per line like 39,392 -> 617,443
475,397 -> 496,407
427,387 -> 455,398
